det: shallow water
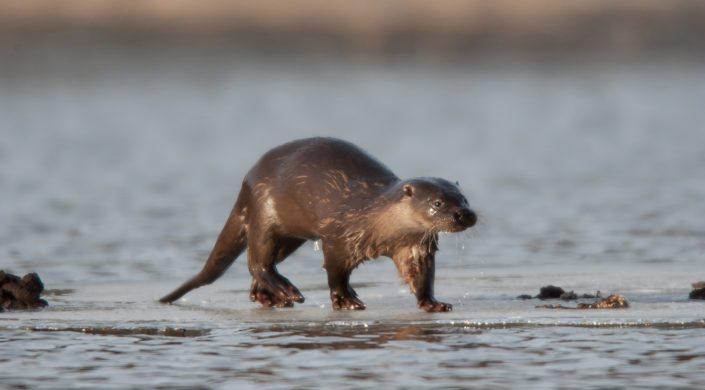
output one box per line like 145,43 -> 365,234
2,261 -> 705,389
1,42 -> 705,388
2,263 -> 705,390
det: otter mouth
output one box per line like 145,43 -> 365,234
445,224 -> 472,233
452,208 -> 477,230
431,208 -> 476,233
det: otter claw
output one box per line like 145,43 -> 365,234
418,300 -> 453,312
250,290 -> 295,308
287,286 -> 305,303
250,279 -> 303,308
331,293 -> 366,310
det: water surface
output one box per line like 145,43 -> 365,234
1,43 -> 704,388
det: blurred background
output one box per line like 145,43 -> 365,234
1,0 -> 704,283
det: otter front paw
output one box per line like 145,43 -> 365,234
418,299 -> 453,312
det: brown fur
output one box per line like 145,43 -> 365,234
160,137 -> 476,312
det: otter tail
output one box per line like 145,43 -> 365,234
159,212 -> 247,304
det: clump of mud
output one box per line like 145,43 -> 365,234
518,285 -> 628,309
0,271 -> 48,311
536,294 -> 629,310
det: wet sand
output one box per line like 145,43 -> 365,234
2,260 -> 704,389
3,260 -> 704,329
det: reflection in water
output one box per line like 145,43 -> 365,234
3,323 -> 704,389
248,324 -> 452,350
20,326 -> 209,337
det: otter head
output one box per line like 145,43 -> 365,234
396,178 -> 477,233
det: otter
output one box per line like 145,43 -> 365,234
159,137 -> 476,312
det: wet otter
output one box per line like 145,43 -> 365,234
160,137 -> 476,312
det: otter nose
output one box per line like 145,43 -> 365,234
454,208 -> 477,228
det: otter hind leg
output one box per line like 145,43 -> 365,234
322,245 -> 366,310
248,236 -> 306,308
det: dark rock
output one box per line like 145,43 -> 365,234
0,270 -> 48,311
0,270 -> 20,286
689,288 -> 705,300
520,287 -> 604,301
538,285 -> 565,299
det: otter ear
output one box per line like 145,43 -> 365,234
403,184 -> 414,197
455,180 -> 460,186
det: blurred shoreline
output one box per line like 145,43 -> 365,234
2,0 -> 705,59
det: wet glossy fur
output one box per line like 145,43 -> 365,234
160,137 -> 476,312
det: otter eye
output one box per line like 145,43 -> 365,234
433,200 -> 443,208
